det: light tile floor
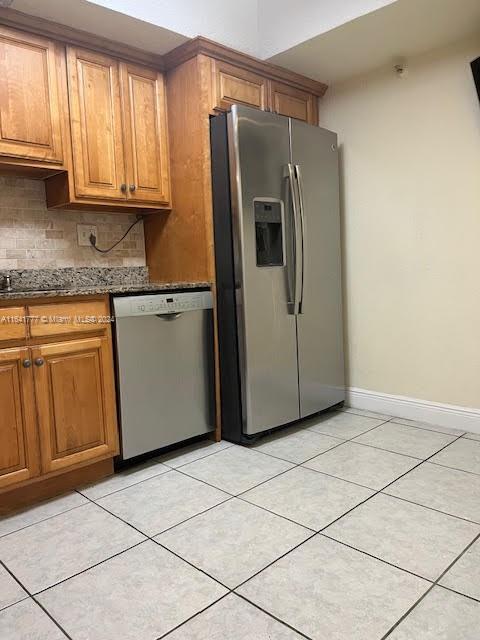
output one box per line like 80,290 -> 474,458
1,408 -> 480,639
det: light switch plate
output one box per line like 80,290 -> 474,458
77,224 -> 97,247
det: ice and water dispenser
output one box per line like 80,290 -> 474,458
254,200 -> 284,267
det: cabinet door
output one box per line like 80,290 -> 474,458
212,60 -> 267,112
0,347 -> 39,490
121,62 -> 171,205
33,337 -> 118,474
270,81 -> 318,125
0,26 -> 63,163
66,47 -> 126,200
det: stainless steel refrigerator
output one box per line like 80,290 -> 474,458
211,104 -> 344,443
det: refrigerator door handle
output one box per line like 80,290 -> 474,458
295,164 -> 306,314
283,163 -> 302,315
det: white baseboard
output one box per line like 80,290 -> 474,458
346,387 -> 480,435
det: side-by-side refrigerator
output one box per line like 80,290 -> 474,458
211,104 -> 344,443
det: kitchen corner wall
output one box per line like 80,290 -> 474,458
0,176 -> 146,270
320,35 -> 480,410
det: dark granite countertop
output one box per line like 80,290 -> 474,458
0,267 -> 211,300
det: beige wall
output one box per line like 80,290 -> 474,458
320,36 -> 480,409
0,177 -> 146,270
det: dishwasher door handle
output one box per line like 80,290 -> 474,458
156,312 -> 184,320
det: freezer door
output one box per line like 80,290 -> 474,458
228,105 -> 300,435
290,119 -> 345,416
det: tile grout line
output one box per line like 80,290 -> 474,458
231,529 -> 319,592
434,531 -> 480,585
0,594 -> 30,614
0,560 -> 73,640
380,488 -> 480,526
319,532 -> 435,583
0,501 -> 91,541
380,530 -> 480,639
31,540 -> 148,598
437,583 -> 480,605
236,592 -> 315,640
155,592 -> 232,640
235,496 -> 318,533
76,440 -> 236,502
0,561 -> 30,614
388,420 -> 466,438
152,538 -> 232,591
150,496 -> 237,537
162,442 -> 236,470
342,407 -> 468,438
427,460 -> 480,478
76,465 -> 173,501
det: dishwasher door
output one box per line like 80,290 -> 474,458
114,297 -> 215,459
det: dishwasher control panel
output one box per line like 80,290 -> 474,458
113,291 -> 213,318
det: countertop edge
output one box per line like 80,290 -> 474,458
0,282 -> 212,301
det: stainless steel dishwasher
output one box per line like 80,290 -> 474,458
113,290 -> 215,460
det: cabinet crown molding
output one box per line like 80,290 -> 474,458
164,36 -> 328,97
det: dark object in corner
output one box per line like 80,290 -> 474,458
471,57 -> 480,103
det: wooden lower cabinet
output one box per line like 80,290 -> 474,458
0,297 -> 119,506
32,337 -> 118,474
0,347 -> 40,490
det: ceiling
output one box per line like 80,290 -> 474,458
9,0 -> 189,55
267,0 -> 480,84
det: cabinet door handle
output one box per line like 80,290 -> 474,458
120,183 -> 127,193
34,357 -> 45,367
23,359 -> 32,368
129,184 -> 136,192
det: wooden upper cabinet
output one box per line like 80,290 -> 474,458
0,26 -> 63,164
212,60 -> 267,112
270,81 -> 318,125
33,336 -> 118,474
120,62 -> 170,205
66,46 -> 126,200
58,47 -> 171,209
208,59 -> 318,124
0,347 -> 40,490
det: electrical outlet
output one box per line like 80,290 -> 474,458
77,224 -> 97,247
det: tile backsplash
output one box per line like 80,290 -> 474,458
0,176 -> 146,270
